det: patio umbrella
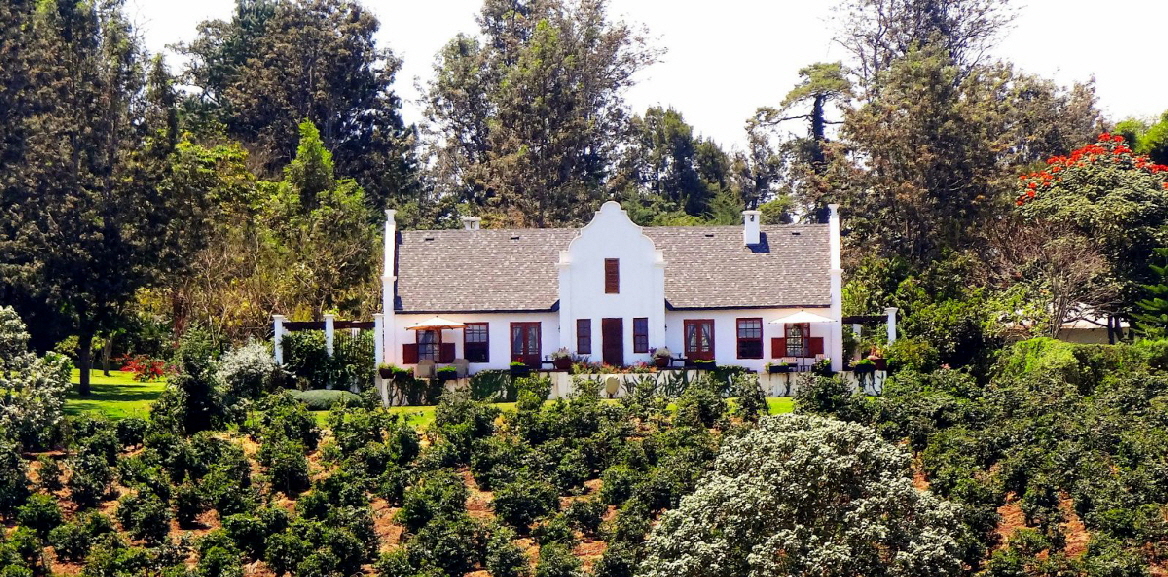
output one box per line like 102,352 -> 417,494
405,316 -> 467,331
769,310 -> 835,325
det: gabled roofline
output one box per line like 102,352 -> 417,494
397,301 -> 561,315
666,303 -> 831,311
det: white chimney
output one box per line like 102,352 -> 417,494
462,216 -> 481,231
742,210 -> 761,246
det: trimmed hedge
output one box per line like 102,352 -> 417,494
288,389 -> 360,411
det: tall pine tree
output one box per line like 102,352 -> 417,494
0,0 -> 206,395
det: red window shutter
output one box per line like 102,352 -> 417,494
604,259 -> 620,293
808,337 -> 825,356
771,337 -> 786,358
402,344 -> 419,364
439,343 -> 456,363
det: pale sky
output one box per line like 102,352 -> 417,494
125,0 -> 1168,150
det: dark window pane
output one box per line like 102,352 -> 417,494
577,319 -> 591,354
633,317 -> 649,353
465,323 -> 489,363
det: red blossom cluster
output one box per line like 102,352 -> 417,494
118,354 -> 168,382
1015,133 -> 1168,206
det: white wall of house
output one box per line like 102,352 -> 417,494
663,308 -> 835,372
557,201 -> 666,365
392,311 -> 558,370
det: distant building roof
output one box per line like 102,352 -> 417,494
394,224 -> 831,313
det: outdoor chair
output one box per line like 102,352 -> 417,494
414,360 -> 436,379
452,359 -> 470,378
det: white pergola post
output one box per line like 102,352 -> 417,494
827,204 -> 843,372
373,314 -> 384,367
373,314 -> 388,406
885,307 -> 899,344
382,209 -> 398,366
272,315 -> 286,364
324,314 -> 335,357
324,314 -> 336,390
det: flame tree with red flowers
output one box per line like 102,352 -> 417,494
1016,134 -> 1168,338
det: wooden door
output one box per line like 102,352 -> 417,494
684,319 -> 715,361
510,322 -> 541,366
602,318 -> 624,367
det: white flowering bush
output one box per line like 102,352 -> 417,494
638,414 -> 963,577
217,340 -> 283,400
0,307 -> 71,448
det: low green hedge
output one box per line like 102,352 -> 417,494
288,389 -> 360,411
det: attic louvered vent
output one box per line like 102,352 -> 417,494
510,235 -> 520,240
791,231 -> 801,236
423,236 -> 435,241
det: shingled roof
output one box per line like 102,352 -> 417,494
394,224 -> 830,313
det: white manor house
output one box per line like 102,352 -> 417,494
372,201 -> 854,377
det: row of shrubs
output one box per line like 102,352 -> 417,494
0,322 -> 775,577
793,337 -> 1168,575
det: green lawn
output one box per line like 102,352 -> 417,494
67,369 -> 166,420
767,396 -> 795,415
68,369 -> 795,427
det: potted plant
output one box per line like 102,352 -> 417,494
510,361 -> 531,378
867,347 -> 887,371
436,366 -> 459,381
766,361 -> 792,374
853,358 -> 877,375
811,358 -> 833,377
693,359 -> 716,371
652,347 -> 672,368
551,347 -> 573,370
378,362 -> 397,380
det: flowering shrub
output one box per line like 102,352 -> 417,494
569,361 -> 654,374
1015,133 -> 1168,297
118,354 -> 167,382
1016,133 -> 1168,207
640,415 -> 964,577
217,341 -> 283,399
0,307 -> 72,449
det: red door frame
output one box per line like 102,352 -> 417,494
601,318 -> 624,367
684,319 -> 715,361
510,322 -> 542,367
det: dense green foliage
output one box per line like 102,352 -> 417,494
799,338 -> 1168,574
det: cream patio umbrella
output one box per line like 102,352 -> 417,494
405,317 -> 467,366
405,317 -> 467,331
769,310 -> 835,325
770,310 -> 835,368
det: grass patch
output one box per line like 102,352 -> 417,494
66,369 -> 166,420
68,370 -> 796,427
311,405 -> 439,429
767,396 -> 795,415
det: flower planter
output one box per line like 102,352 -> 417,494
378,368 -> 395,380
693,360 -> 716,371
510,365 -> 531,378
872,359 -> 887,371
553,358 -> 572,370
437,372 -> 458,382
853,363 -> 877,375
768,365 -> 791,374
654,356 -> 670,368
